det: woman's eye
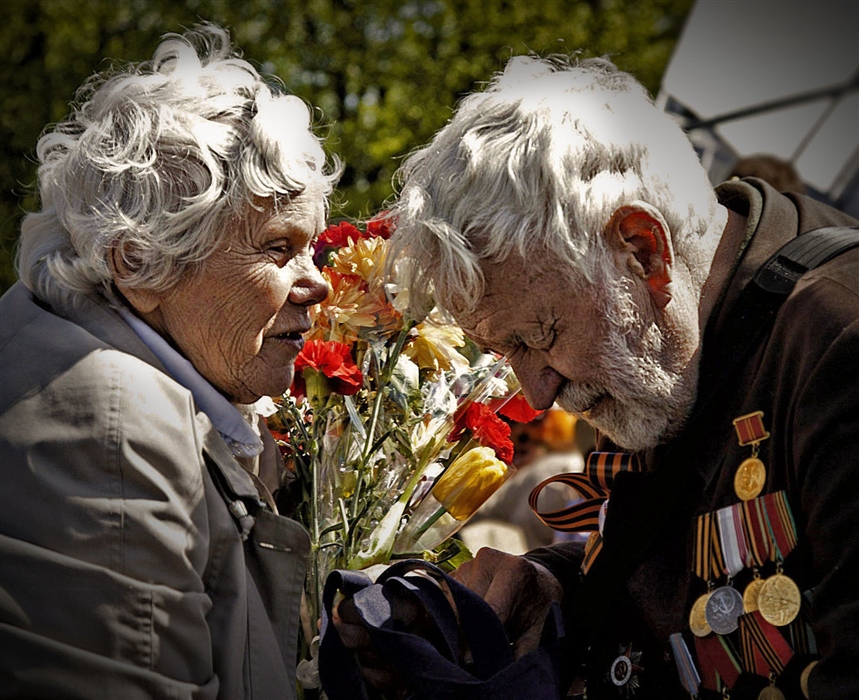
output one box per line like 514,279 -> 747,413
266,243 -> 292,261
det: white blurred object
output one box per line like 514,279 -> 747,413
458,519 -> 530,556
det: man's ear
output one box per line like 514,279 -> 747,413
604,203 -> 674,308
109,243 -> 161,315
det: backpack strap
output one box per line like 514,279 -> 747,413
754,225 -> 859,295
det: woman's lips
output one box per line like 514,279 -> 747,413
268,331 -> 305,351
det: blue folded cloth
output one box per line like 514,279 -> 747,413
319,559 -> 566,699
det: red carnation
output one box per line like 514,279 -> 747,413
365,211 -> 396,240
291,339 -> 363,398
314,221 -> 368,267
318,222 -> 366,248
450,401 -> 515,464
491,394 -> 544,423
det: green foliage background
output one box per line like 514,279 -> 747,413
0,0 -> 694,293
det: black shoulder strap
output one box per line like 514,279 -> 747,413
754,225 -> 859,295
569,224 -> 859,645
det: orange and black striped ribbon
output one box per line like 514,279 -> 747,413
694,511 -> 726,582
738,611 -> 794,676
739,618 -> 768,678
694,512 -> 712,582
528,452 -> 642,532
528,452 -> 641,574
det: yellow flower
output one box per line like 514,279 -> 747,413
432,446 -> 509,520
330,236 -> 389,293
403,313 -> 469,375
310,270 -> 379,343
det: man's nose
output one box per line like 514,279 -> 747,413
510,351 -> 566,411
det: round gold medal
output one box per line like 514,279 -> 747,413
743,577 -> 766,613
799,660 -> 818,699
734,456 -> 766,501
758,573 -> 801,626
689,592 -> 712,637
758,685 -> 786,699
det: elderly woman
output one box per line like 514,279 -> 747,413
0,24 -> 338,699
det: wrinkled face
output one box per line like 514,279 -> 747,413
147,193 -> 328,404
449,252 -> 699,450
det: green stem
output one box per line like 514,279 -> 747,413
338,497 -> 350,560
413,503 -> 448,539
383,326 -> 413,382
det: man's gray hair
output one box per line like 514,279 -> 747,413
389,54 -> 719,317
17,23 -> 341,306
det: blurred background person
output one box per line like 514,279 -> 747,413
730,153 -> 807,194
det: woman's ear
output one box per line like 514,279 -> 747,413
109,243 -> 161,314
604,203 -> 674,308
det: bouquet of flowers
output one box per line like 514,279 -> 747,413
266,214 -> 542,693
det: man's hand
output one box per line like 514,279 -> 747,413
331,594 -> 412,698
451,547 -> 564,658
331,572 -> 450,699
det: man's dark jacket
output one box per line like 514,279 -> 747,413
528,179 -> 859,700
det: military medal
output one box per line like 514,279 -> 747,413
702,505 -> 746,634
669,633 -> 701,697
689,592 -> 713,637
607,643 -> 643,697
694,634 -> 741,692
705,585 -> 744,635
691,513 -> 723,636
743,575 -> 766,613
799,660 -> 818,699
758,492 -> 801,626
735,457 -> 767,501
740,498 -> 773,613
758,572 -> 801,627
758,685 -> 786,699
732,411 -> 770,501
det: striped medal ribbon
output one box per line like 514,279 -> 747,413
738,610 -> 794,678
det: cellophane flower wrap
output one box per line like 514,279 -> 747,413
266,214 -> 542,694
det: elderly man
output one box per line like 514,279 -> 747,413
0,24 -> 338,698
388,55 -> 858,699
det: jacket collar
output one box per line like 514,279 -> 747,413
15,283 -> 264,505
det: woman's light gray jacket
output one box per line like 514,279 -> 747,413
0,282 -> 310,699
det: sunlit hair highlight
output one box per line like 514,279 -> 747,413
17,23 -> 341,306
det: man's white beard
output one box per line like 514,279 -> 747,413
557,282 -> 698,451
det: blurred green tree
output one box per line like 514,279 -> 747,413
0,0 -> 693,292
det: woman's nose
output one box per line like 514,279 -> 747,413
289,256 -> 329,306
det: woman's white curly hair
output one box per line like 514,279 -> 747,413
17,22 -> 341,307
